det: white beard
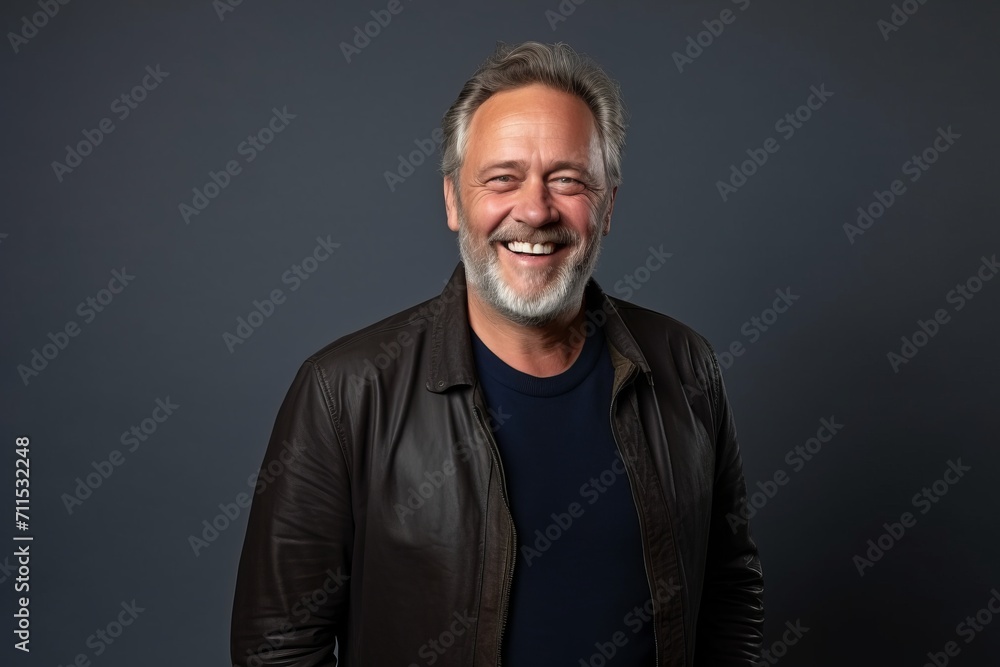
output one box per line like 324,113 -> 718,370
456,202 -> 605,328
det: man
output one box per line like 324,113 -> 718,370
232,41 -> 764,666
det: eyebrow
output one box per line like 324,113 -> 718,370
477,159 -> 598,183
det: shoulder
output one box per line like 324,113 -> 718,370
302,293 -> 441,378
609,296 -> 719,367
293,268 -> 472,393
607,295 -> 724,414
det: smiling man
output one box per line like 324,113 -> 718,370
232,41 -> 764,666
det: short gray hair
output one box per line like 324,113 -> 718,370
440,41 -> 628,191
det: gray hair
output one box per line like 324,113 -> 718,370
440,41 -> 628,191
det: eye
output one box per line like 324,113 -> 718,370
485,174 -> 519,191
551,176 -> 587,193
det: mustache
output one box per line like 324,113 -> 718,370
487,226 -> 579,246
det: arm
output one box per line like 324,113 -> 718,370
693,345 -> 765,666
231,360 -> 353,666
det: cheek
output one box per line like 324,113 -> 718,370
559,199 -> 600,232
468,197 -> 512,231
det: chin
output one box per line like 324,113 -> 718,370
458,222 -> 600,325
488,269 -> 586,326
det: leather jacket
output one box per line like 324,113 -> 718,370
231,261 -> 764,666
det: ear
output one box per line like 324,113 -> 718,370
602,185 -> 618,236
444,176 -> 460,232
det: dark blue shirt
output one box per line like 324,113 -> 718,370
471,322 -> 655,665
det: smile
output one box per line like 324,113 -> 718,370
503,241 -> 560,255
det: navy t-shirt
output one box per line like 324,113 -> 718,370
471,322 -> 655,664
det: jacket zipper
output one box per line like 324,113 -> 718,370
610,367 -> 660,667
472,404 -> 517,667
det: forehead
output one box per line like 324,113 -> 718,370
465,83 -> 600,161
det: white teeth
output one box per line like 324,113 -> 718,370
505,241 -> 556,255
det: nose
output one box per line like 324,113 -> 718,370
510,176 -> 558,227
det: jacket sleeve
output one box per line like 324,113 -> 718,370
231,360 -> 354,666
693,343 -> 765,665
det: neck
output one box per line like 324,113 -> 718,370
466,287 -> 590,378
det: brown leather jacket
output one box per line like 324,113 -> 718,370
231,262 -> 764,666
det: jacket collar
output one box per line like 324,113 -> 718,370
426,261 -> 651,393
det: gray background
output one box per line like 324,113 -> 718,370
2,0 -> 998,665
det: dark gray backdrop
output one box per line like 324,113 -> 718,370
2,0 -> 998,665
